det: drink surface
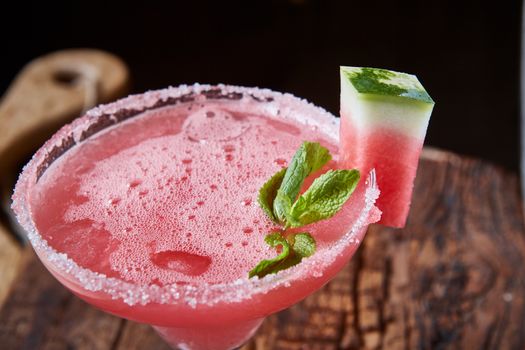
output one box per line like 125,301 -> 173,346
30,100 -> 355,286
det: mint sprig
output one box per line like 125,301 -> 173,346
257,168 -> 286,223
248,233 -> 290,278
288,169 -> 360,227
273,141 -> 331,224
248,232 -> 316,278
259,141 -> 332,223
249,141 -> 360,278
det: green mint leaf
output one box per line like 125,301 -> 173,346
258,168 -> 287,223
273,142 -> 331,223
274,189 -> 296,226
288,169 -> 360,227
291,232 -> 316,258
248,232 -> 317,278
273,232 -> 317,270
248,233 -> 290,278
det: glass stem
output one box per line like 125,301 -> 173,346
153,317 -> 265,350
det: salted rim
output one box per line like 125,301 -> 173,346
12,84 -> 379,307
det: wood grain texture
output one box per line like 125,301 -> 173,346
0,250 -> 123,349
0,224 -> 22,308
0,148 -> 524,350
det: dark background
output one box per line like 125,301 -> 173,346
1,0 -> 522,172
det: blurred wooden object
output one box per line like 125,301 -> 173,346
0,49 -> 129,309
0,148 -> 524,349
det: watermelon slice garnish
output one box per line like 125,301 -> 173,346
339,67 -> 434,228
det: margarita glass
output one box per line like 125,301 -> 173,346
12,85 -> 380,350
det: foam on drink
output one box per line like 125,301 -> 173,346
30,101 -> 344,286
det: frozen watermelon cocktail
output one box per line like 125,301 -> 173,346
12,67 -> 433,350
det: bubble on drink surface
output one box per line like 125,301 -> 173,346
150,250 -> 211,276
223,144 -> 235,153
274,158 -> 287,166
109,197 -> 121,206
183,108 -> 250,143
128,179 -> 142,188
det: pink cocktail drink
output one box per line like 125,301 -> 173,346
13,85 -> 380,350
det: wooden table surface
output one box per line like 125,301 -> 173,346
1,51 -> 524,349
0,148 -> 524,350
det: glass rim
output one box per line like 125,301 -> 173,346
12,84 -> 380,308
